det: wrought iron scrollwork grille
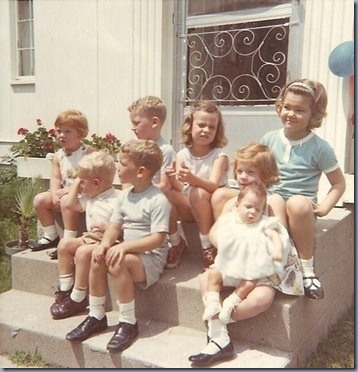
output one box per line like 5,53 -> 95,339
184,18 -> 290,106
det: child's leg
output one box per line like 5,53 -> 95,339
286,195 -> 323,299
50,238 -> 89,319
165,202 -> 187,269
165,189 -> 192,269
189,187 -> 217,268
106,253 -> 144,351
267,193 -> 288,227
202,268 -> 223,321
219,280 -> 256,324
211,188 -> 238,221
65,260 -> 108,341
30,191 -> 59,250
60,195 -> 80,239
230,285 -> 275,321
189,318 -> 234,367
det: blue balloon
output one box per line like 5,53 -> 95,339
328,41 -> 354,77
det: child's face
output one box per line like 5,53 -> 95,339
191,111 -> 218,147
79,176 -> 98,199
130,112 -> 156,140
237,191 -> 265,224
118,154 -> 139,184
55,125 -> 82,151
280,92 -> 313,140
235,164 -> 262,187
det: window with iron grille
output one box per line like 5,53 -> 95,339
183,0 -> 292,106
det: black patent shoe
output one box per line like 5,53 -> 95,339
48,249 -> 58,260
66,315 -> 108,342
107,322 -> 138,352
29,236 -> 60,251
189,340 -> 235,367
303,276 -> 324,299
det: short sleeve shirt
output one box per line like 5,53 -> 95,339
79,187 -> 120,231
261,129 -> 339,201
177,147 -> 229,187
152,136 -> 176,185
110,185 -> 170,250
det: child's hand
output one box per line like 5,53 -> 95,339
165,161 -> 177,179
90,222 -> 107,233
92,244 -> 107,263
105,244 -> 126,266
312,202 -> 329,217
55,188 -> 69,199
177,162 -> 192,183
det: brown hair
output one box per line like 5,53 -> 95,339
237,183 -> 267,206
181,101 -> 228,148
233,142 -> 279,187
127,96 -> 167,125
120,139 -> 163,177
275,79 -> 328,129
54,110 -> 89,138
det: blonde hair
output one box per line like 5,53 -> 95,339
233,142 -> 279,187
181,100 -> 228,148
77,151 -> 116,185
127,96 -> 167,124
120,139 -> 163,177
237,183 -> 267,207
54,110 -> 89,138
275,79 -> 328,129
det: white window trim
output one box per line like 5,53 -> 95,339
9,0 -> 35,85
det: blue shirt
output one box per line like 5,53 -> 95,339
261,129 -> 339,202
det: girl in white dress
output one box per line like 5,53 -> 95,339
203,183 -> 291,324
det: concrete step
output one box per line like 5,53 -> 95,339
2,207 -> 354,367
0,289 -> 291,368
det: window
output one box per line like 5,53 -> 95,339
183,0 -> 293,106
14,0 -> 35,77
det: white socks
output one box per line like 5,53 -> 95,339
117,299 -> 136,325
201,319 -> 230,355
40,225 -> 58,243
169,231 -> 181,246
88,295 -> 106,320
59,273 -> 74,291
70,286 -> 87,303
202,292 -> 221,321
199,234 -> 211,249
300,257 -> 321,288
219,292 -> 241,324
63,230 -> 78,239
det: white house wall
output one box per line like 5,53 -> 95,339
0,0 -> 173,157
0,0 -> 354,198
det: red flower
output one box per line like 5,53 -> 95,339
17,128 -> 29,136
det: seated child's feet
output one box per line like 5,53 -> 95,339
303,276 -> 324,299
29,236 -> 60,251
52,286 -> 72,305
165,237 -> 187,269
51,297 -> 88,319
106,322 -> 139,351
219,292 -> 240,324
201,246 -> 217,269
66,315 -> 108,342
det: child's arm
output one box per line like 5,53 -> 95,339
92,222 -> 123,263
63,177 -> 84,213
313,168 -> 346,217
166,159 -> 184,192
49,154 -> 64,209
177,155 -> 228,193
265,228 -> 283,261
105,231 -> 167,267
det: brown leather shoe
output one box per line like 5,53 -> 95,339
51,297 -> 88,319
106,322 -> 138,352
66,315 -> 108,342
303,276 -> 324,299
53,286 -> 72,304
201,246 -> 217,269
165,237 -> 187,269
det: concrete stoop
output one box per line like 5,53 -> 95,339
0,207 -> 353,368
